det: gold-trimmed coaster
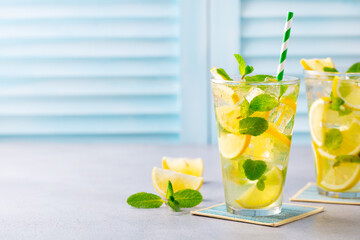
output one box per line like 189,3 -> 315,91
191,203 -> 323,227
290,182 -> 360,205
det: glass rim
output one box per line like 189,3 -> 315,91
211,75 -> 300,85
304,70 -> 360,77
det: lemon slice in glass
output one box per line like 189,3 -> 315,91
300,57 -> 335,71
236,167 -> 283,208
332,76 -> 360,111
152,167 -> 203,197
319,161 -> 360,192
162,157 -> 204,177
309,97 -> 330,146
218,133 -> 251,159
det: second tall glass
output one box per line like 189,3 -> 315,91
212,76 -> 300,216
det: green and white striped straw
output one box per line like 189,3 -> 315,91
276,12 -> 293,81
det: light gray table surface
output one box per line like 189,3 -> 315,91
0,143 -> 358,240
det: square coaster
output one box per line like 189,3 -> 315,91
290,182 -> 360,205
191,203 -> 323,227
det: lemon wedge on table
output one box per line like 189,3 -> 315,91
152,167 -> 203,197
162,157 -> 204,177
218,133 -> 251,159
332,76 -> 360,111
300,57 -> 335,71
236,167 -> 283,208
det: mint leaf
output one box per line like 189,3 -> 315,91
127,192 -> 164,208
243,159 -> 267,181
347,62 -> 360,73
173,189 -> 203,208
279,85 -> 288,98
323,67 -> 338,72
250,94 -> 278,112
334,155 -> 360,167
239,117 -> 268,136
234,54 -> 246,76
238,99 -> 252,118
216,68 -> 232,80
167,197 -> 181,212
324,129 -> 343,150
329,92 -> 352,116
244,65 -> 254,76
256,176 -> 266,191
166,180 -> 174,199
338,106 -> 353,116
245,75 -> 275,82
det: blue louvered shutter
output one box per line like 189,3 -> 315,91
210,0 -> 360,145
0,0 -> 191,143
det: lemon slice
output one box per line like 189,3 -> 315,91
332,76 -> 360,111
152,167 -> 203,197
318,119 -> 360,159
218,133 -> 251,159
236,167 -> 283,208
309,97 -> 330,146
266,124 -> 291,148
300,57 -> 335,71
215,105 -> 242,134
319,162 -> 360,192
279,97 -> 297,112
211,67 -> 240,104
162,157 -> 204,177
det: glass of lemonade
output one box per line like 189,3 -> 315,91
211,75 -> 300,216
304,70 -> 360,198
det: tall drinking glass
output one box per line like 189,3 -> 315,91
304,71 -> 360,198
211,75 -> 300,216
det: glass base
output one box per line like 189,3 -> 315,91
226,204 -> 282,216
317,187 -> 360,199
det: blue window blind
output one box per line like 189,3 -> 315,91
210,0 -> 360,145
0,0 -> 188,143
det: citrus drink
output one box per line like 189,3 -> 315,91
212,75 -> 300,216
304,70 -> 360,198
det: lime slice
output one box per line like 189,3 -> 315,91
236,167 -> 283,208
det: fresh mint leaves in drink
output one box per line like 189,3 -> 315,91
216,68 -> 232,80
347,62 -> 360,73
234,54 -> 254,79
256,176 -> 267,191
325,129 -> 343,150
243,159 -> 267,181
250,94 -> 278,112
333,155 -> 360,167
127,192 -> 164,208
127,181 -> 203,211
239,117 -> 268,136
329,92 -> 352,116
323,67 -> 338,72
245,74 -> 275,82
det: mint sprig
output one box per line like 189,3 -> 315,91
243,159 -> 267,181
234,54 -> 254,79
216,68 -> 232,80
324,129 -> 343,150
245,74 -> 275,82
329,92 -> 352,117
239,117 -> 268,136
333,155 -> 360,167
323,67 -> 338,72
127,192 -> 164,208
347,62 -> 360,73
127,181 -> 203,211
250,94 -> 278,112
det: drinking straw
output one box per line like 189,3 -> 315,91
276,12 -> 293,81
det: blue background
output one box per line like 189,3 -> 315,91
0,0 -> 359,145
